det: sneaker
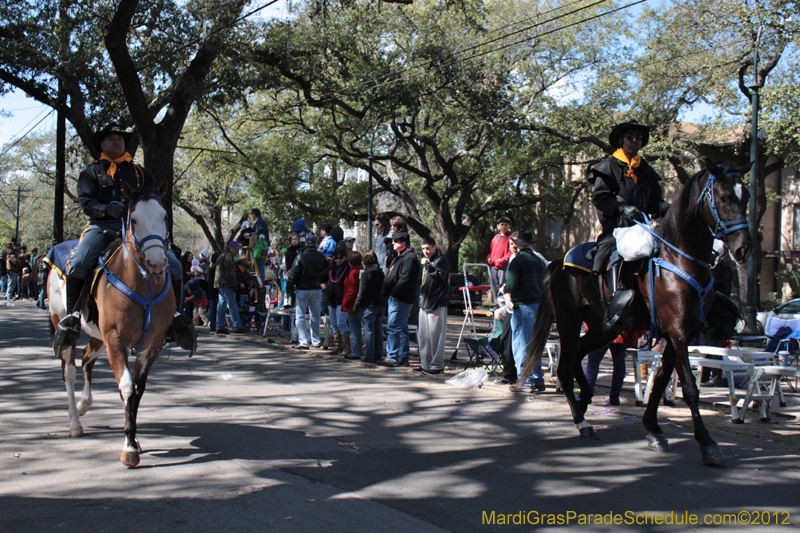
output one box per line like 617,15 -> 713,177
216,329 -> 230,335
379,359 -> 398,367
232,327 -> 249,334
412,366 -> 423,372
293,344 -> 309,350
422,368 -> 443,375
521,384 -> 546,393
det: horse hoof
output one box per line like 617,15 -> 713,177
760,417 -> 771,423
120,451 -> 140,467
69,426 -> 84,438
646,434 -> 671,453
579,426 -> 595,439
77,400 -> 91,416
701,445 -> 726,466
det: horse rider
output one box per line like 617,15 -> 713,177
588,121 -> 671,333
53,122 -> 197,355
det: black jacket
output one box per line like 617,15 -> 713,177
287,247 -> 328,291
322,261 -> 349,307
420,250 -> 450,312
589,156 -> 666,240
382,247 -> 420,304
354,263 -> 386,310
77,157 -> 156,225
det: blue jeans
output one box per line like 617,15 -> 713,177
328,304 -> 349,334
37,284 -> 47,309
348,309 -> 364,358
295,289 -> 321,347
362,307 -> 384,363
386,298 -> 413,364
511,303 -> 543,387
216,288 -> 242,330
255,259 -> 266,286
5,272 -> 19,299
0,274 -> 6,293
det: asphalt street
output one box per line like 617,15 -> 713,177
1,301 -> 799,532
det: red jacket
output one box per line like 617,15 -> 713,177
341,266 -> 362,312
486,232 -> 512,269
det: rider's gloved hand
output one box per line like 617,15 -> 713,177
106,203 -> 127,219
619,204 -> 643,225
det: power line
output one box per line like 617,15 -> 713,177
0,109 -> 55,159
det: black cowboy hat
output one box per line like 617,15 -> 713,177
609,121 -> 650,148
511,230 -> 536,247
94,122 -> 132,151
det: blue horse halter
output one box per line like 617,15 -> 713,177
697,170 -> 750,239
102,194 -> 172,356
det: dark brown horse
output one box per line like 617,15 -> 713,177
516,158 -> 752,465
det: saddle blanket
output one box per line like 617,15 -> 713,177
42,239 -> 80,280
562,242 -> 596,273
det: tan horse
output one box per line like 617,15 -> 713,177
49,180 -> 174,466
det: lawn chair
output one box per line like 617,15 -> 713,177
461,317 -> 503,374
765,316 -> 800,392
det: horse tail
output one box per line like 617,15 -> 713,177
512,261 -> 558,391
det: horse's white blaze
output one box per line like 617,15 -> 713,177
734,183 -> 743,202
119,367 -> 134,404
131,199 -> 168,275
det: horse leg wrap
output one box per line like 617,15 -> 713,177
576,420 -> 594,438
700,444 -> 726,466
646,434 -> 671,453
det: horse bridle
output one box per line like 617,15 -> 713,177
697,170 -> 750,240
117,194 -> 171,278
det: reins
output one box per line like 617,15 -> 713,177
102,193 -> 172,356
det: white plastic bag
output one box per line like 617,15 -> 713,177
445,368 -> 487,389
614,224 -> 655,261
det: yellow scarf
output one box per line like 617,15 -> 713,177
612,148 -> 641,183
100,152 -> 133,179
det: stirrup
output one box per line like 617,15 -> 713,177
53,312 -> 81,357
604,289 -> 634,333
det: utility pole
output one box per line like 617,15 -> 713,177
742,25 -> 764,337
54,80 -> 66,244
14,186 -> 21,242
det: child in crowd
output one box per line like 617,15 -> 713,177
321,244 -> 351,354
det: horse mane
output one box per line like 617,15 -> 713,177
657,168 -> 707,243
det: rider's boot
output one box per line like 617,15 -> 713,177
53,275 -> 85,357
165,277 -> 197,357
604,262 -> 634,334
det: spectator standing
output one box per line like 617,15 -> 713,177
383,216 -> 410,271
353,251 -> 385,364
293,218 -> 309,248
214,241 -> 249,335
321,245 -> 351,354
198,249 -> 210,279
207,252 -> 220,332
186,276 -> 210,327
380,232 -> 420,367
505,230 -> 547,392
341,251 -> 363,360
37,248 -> 50,309
0,246 -> 7,294
287,233 -> 327,349
5,243 -> 21,300
318,223 -> 337,259
373,214 -> 393,275
181,251 -> 194,285
28,248 -> 41,302
416,237 -> 450,375
487,216 -> 513,304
